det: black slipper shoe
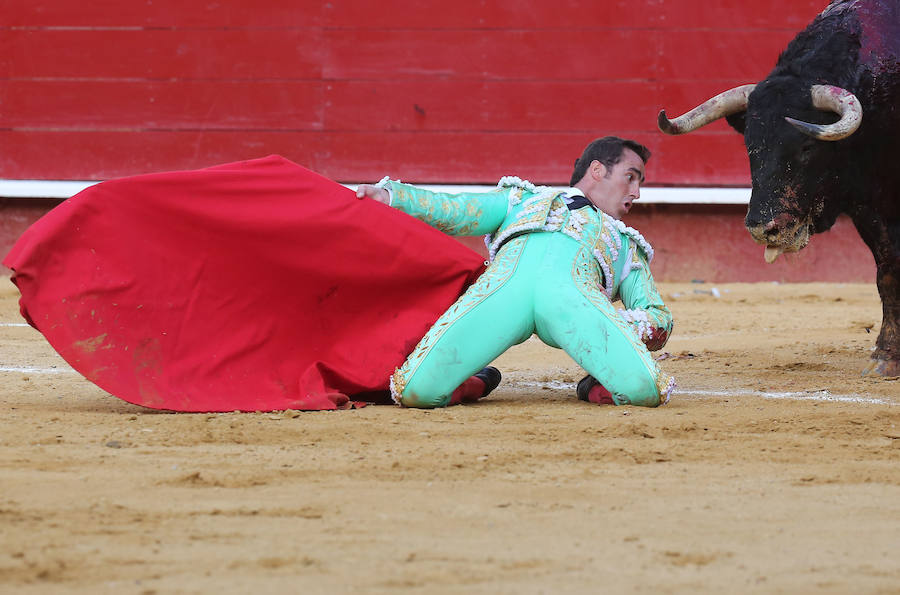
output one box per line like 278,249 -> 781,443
576,375 -> 598,401
473,366 -> 502,398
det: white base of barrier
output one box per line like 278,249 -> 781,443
1,180 -> 751,205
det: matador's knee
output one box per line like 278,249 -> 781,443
390,368 -> 453,409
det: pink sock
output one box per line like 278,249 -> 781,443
588,383 -> 615,405
448,376 -> 487,405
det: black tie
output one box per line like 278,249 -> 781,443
566,196 -> 594,211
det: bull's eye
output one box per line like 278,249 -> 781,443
798,142 -> 814,165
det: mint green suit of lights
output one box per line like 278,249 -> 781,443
379,176 -> 676,408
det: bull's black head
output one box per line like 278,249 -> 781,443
657,4 -> 866,262
731,77 -> 848,254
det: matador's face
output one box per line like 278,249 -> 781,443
586,148 -> 645,220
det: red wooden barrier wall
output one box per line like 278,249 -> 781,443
2,0 -> 826,185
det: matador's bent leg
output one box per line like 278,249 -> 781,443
392,236 -> 535,408
534,239 -> 673,407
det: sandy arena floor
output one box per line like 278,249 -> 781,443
1,279 -> 898,594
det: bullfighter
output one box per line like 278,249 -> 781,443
357,136 -> 675,408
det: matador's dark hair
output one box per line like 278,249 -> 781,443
569,136 -> 651,186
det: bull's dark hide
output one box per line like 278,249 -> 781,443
659,0 -> 900,376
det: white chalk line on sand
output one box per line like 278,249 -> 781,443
0,366 -> 77,374
516,381 -> 895,406
682,388 -> 894,406
1,322 -> 30,327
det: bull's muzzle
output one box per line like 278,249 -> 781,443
746,214 -> 812,263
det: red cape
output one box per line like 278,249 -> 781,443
4,156 -> 485,411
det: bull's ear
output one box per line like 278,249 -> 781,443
725,112 -> 747,134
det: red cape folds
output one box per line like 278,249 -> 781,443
4,156 -> 485,411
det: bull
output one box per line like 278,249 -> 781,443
657,0 -> 900,377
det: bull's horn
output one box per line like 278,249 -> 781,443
785,85 -> 862,141
658,84 -> 756,135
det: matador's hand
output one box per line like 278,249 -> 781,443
644,329 -> 669,352
356,184 -> 390,205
